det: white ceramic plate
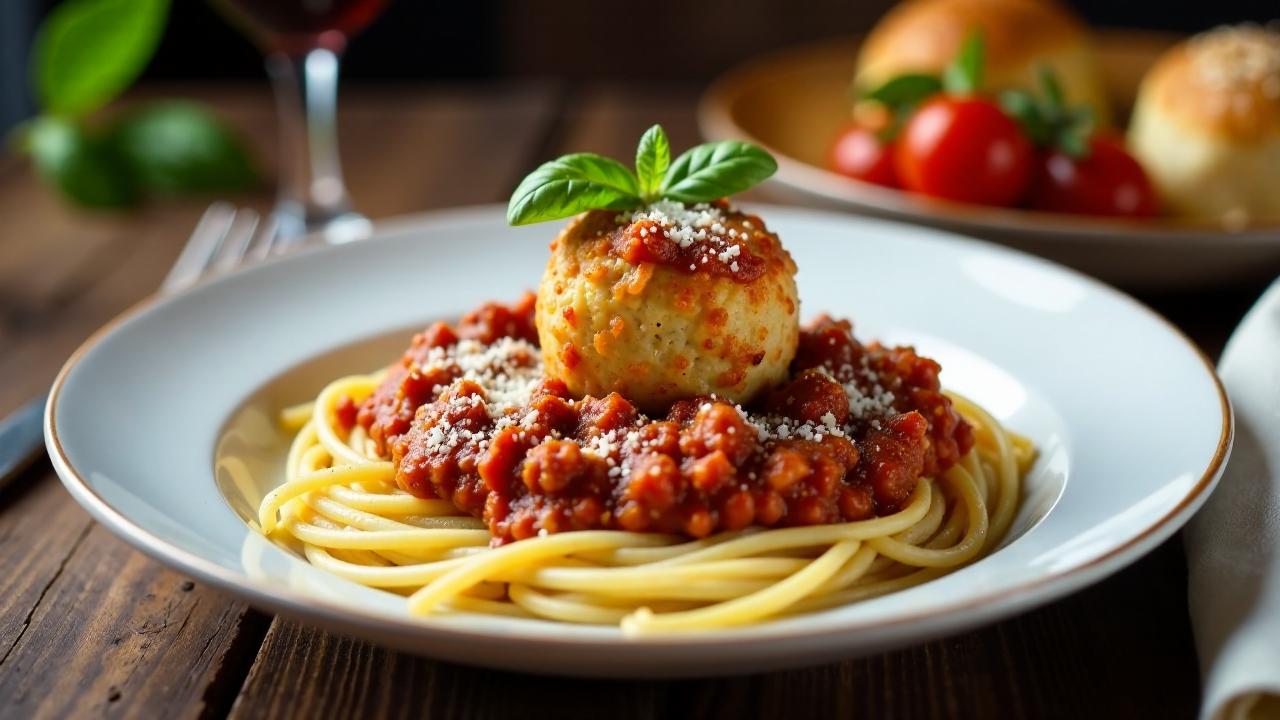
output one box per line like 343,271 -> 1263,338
46,205 -> 1230,678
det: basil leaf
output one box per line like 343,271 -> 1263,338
635,124 -> 671,200
943,32 -> 985,95
507,153 -> 641,226
110,101 -> 258,193
27,116 -> 137,208
660,141 -> 777,203
33,0 -> 170,117
864,73 -> 943,113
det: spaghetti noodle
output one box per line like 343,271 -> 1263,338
255,369 -> 1032,634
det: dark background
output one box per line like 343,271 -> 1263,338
2,0 -> 1277,134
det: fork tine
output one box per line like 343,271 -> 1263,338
245,213 -> 280,262
212,208 -> 260,273
161,202 -> 236,295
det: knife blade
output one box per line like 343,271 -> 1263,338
0,394 -> 47,492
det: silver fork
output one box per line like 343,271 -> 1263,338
0,202 -> 283,492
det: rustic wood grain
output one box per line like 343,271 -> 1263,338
0,473 -> 95,667
0,84 -> 557,718
558,84 -> 705,156
495,0 -> 896,82
0,507 -> 270,719
0,205 -> 268,718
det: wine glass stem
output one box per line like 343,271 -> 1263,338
266,47 -> 365,241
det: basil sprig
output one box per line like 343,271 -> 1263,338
507,125 -> 777,226
11,0 -> 259,209
634,124 -> 670,199
35,0 -> 170,117
506,154 -> 640,226
661,141 -> 775,203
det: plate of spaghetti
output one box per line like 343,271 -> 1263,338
46,128 -> 1230,677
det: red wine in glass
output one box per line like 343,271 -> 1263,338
214,0 -> 388,55
210,0 -> 390,242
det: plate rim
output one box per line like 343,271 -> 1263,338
44,203 -> 1234,652
697,34 -> 1280,243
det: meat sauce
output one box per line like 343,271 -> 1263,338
355,293 -> 538,454
606,200 -> 767,283
346,297 -> 973,544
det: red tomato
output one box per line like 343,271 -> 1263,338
896,97 -> 1033,206
829,125 -> 897,187
1028,135 -> 1158,217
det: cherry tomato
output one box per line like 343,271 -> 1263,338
1028,135 -> 1158,217
896,97 -> 1033,206
829,125 -> 897,187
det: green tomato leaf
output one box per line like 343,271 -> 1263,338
999,89 -> 1051,146
1056,107 -> 1095,160
33,0 -> 170,116
27,116 -> 137,208
1037,65 -> 1066,114
507,153 -> 641,225
635,124 -> 671,201
1000,67 -> 1097,158
659,141 -> 777,203
110,101 -> 258,193
1070,106 -> 1095,134
943,32 -> 985,95
863,73 -> 943,113
1056,128 -> 1089,159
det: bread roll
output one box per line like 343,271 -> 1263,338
855,0 -> 1110,124
1127,24 -> 1280,226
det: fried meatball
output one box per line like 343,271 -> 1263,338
536,202 -> 799,413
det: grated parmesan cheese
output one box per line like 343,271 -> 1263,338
411,333 -> 905,469
622,201 -> 754,271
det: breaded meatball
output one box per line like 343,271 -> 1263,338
536,202 -> 799,413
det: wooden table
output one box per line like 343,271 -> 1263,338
0,83 -> 1266,719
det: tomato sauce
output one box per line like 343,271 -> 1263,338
592,200 -> 770,283
609,217 -> 766,283
354,299 -> 973,544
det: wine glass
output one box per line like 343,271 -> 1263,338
211,0 -> 389,243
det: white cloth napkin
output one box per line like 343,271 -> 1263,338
1187,276 -> 1280,720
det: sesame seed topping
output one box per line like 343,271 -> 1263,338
1191,24 -> 1280,96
